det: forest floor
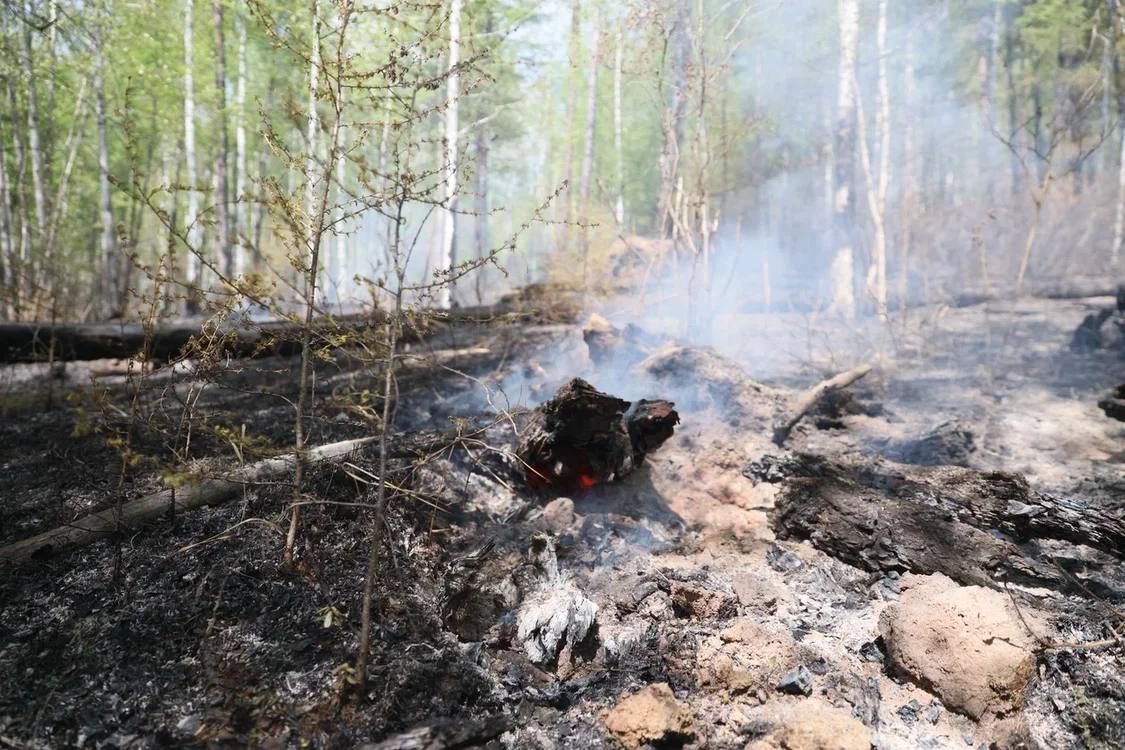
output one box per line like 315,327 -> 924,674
0,295 -> 1122,749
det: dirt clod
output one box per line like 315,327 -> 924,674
879,573 -> 1045,720
747,700 -> 872,750
603,682 -> 694,749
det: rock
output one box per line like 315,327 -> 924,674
896,699 -> 921,725
858,638 -> 885,663
747,700 -> 872,750
879,573 -> 1046,720
670,582 -> 738,619
603,683 -> 694,749
765,544 -> 803,573
777,665 -> 813,696
175,715 -> 202,737
924,700 -> 942,724
540,497 -> 577,533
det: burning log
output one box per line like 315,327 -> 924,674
762,454 -> 1124,595
516,378 -> 679,491
773,364 -> 873,445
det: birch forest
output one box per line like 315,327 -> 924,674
0,0 -> 1120,322
2,2 -> 1124,748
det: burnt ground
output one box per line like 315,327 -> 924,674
0,297 -> 1122,749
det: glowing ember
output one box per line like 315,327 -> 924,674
578,474 -> 599,490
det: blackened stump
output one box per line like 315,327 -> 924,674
517,378 -> 679,491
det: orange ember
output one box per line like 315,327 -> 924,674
578,474 -> 599,490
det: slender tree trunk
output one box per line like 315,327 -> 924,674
473,127 -> 489,306
561,0 -> 581,242
94,21 -> 118,319
7,80 -> 30,307
285,0 -> 323,565
578,26 -> 599,291
437,0 -> 461,309
20,25 -> 48,294
831,0 -> 859,319
900,20 -> 916,311
235,3 -> 248,277
657,5 -> 689,240
183,0 -> 202,302
212,0 -> 232,279
0,83 -> 15,316
1109,0 -> 1125,268
613,29 -> 625,226
874,0 -> 890,320
333,88 -> 347,306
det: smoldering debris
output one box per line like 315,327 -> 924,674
516,378 -> 679,491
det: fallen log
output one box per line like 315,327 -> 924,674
765,454 -> 1124,595
952,278 -> 1124,307
772,364 -> 872,445
0,437 -> 375,564
0,301 -> 571,364
517,378 -> 679,491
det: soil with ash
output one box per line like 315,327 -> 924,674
0,298 -> 1122,750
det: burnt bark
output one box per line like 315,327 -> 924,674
764,454 -> 1124,595
517,378 -> 678,491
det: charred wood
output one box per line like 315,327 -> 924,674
764,454 -> 1124,595
516,378 -> 679,491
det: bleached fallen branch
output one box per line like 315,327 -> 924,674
0,437 -> 375,564
773,364 -> 872,446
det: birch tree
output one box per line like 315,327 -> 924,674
437,0 -> 461,309
830,0 -> 859,319
234,3 -> 248,277
20,24 -> 47,293
94,18 -> 118,317
857,0 -> 890,321
183,0 -> 202,300
578,22 -> 599,287
212,0 -> 233,278
1110,0 -> 1125,267
613,28 -> 625,226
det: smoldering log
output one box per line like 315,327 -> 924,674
772,364 -> 872,445
516,378 -> 679,490
765,454 -> 1124,594
0,301 -> 572,364
0,437 -> 375,564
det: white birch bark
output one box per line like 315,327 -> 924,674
1111,0 -> 1125,267
235,4 -> 247,277
613,29 -> 624,226
830,0 -> 859,319
874,0 -> 889,320
20,26 -> 48,275
437,0 -> 461,309
94,22 -> 118,317
212,0 -> 232,279
578,25 -> 599,288
183,0 -> 201,289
